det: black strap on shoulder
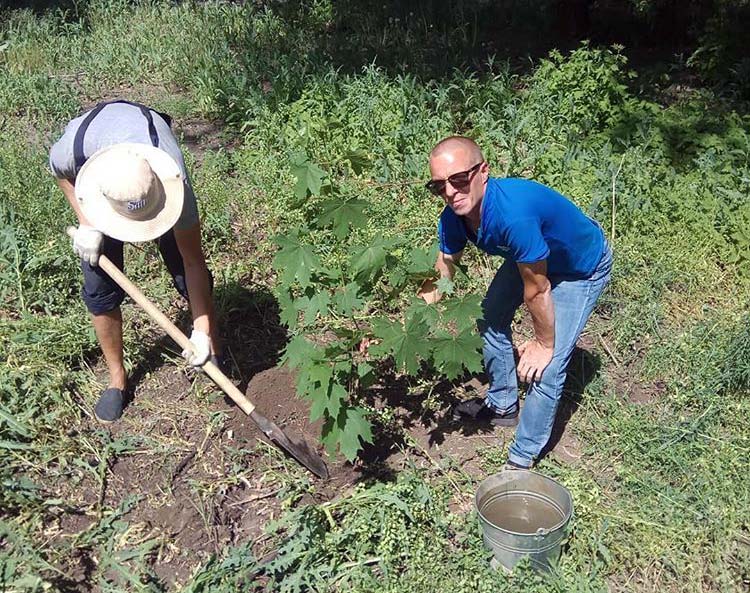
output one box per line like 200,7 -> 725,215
72,102 -> 109,174
72,99 -> 173,175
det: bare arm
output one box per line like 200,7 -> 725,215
518,260 -> 554,348
417,250 -> 463,304
516,260 -> 554,382
56,178 -> 91,225
173,223 -> 220,353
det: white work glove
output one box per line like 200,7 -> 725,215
182,329 -> 211,367
72,224 -> 104,267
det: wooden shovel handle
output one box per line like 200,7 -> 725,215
66,227 -> 255,415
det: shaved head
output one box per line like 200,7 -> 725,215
428,136 -> 488,220
430,136 -> 484,163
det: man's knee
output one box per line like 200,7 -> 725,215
536,357 -> 568,400
82,284 -> 125,314
81,261 -> 125,314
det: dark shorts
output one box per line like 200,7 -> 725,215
80,230 -> 209,315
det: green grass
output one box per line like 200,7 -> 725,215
1,1 -> 749,591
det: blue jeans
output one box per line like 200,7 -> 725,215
478,242 -> 613,467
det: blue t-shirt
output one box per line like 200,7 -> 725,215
438,178 -> 604,279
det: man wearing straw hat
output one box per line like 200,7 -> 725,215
49,100 -> 221,423
419,136 -> 612,470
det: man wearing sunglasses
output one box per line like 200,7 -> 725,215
419,136 -> 612,469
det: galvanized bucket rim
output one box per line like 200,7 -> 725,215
474,469 -> 573,536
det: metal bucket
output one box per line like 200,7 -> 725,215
475,470 -> 573,573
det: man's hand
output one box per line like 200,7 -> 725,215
72,224 -> 103,267
517,339 -> 554,384
417,278 -> 442,304
418,250 -> 461,304
182,329 -> 211,366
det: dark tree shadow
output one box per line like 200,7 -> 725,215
211,280 -> 288,392
117,280 -> 286,411
47,552 -> 99,593
3,0 -> 77,10
357,362 -> 496,464
357,345 -> 600,466
9,0 -> 748,88
298,0 -> 729,80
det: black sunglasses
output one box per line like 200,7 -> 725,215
425,162 -> 483,196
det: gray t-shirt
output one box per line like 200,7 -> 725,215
49,102 -> 199,230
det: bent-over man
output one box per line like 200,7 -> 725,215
50,100 -> 221,423
419,136 -> 612,469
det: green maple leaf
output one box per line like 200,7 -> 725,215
290,154 -> 326,200
315,197 -> 369,240
309,381 -> 347,422
407,244 -> 439,278
337,406 -> 373,461
351,237 -> 397,281
442,294 -> 483,330
406,297 -> 440,328
333,282 -> 364,316
387,267 -> 407,289
357,361 -> 376,389
320,413 -> 342,456
298,291 -> 331,324
283,334 -> 319,369
316,266 -> 342,281
436,276 -> 455,296
432,328 -> 483,379
309,392 -> 327,422
273,233 -> 320,288
321,406 -> 373,461
371,313 -> 432,375
357,360 -> 374,377
277,289 -> 298,329
296,359 -> 333,400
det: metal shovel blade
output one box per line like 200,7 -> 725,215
250,410 -> 329,479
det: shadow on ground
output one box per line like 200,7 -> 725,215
99,280 -> 286,416
358,345 -> 601,470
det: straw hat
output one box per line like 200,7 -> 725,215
75,143 -> 184,242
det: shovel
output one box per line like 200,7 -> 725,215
66,227 -> 329,479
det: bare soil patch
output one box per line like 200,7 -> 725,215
607,362 -> 667,406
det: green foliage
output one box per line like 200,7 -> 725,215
1,2 -> 750,590
274,231 -> 321,289
527,42 -> 638,140
721,313 -> 750,393
275,155 -> 484,460
290,152 -> 327,202
259,472 -> 456,592
181,544 -> 259,593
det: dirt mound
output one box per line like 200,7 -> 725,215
225,366 -> 322,447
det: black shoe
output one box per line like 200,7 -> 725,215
94,387 -> 125,423
503,460 -> 531,471
452,397 -> 519,427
